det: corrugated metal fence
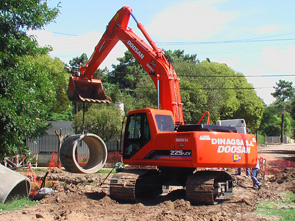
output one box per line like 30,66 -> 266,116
25,121 -> 122,166
26,135 -> 122,166
27,135 -> 121,154
266,136 -> 294,144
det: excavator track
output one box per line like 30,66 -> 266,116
186,171 -> 232,205
110,169 -> 160,203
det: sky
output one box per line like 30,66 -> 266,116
28,0 -> 295,105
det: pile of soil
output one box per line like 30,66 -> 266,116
1,166 -> 295,221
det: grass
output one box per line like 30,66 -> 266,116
15,167 -> 47,174
96,168 -> 116,174
0,196 -> 36,211
17,167 -> 115,174
254,192 -> 295,220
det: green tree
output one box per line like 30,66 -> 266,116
180,78 -> 207,124
0,0 -> 60,158
28,55 -> 73,121
259,106 -> 282,136
231,72 -> 264,132
174,60 -> 264,131
283,112 -> 293,138
69,53 -> 88,75
108,51 -> 144,90
165,49 -> 198,64
0,56 -> 54,157
73,104 -> 123,142
134,75 -> 157,109
172,61 -> 208,124
272,80 -> 294,102
269,80 -> 295,139
105,50 -> 152,114
0,0 -> 59,68
272,80 -> 294,111
196,61 -> 241,122
291,98 -> 295,122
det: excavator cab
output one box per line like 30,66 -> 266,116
68,76 -> 111,103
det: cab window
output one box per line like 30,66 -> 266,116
155,115 -> 175,132
123,113 -> 151,159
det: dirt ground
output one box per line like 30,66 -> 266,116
1,144 -> 295,221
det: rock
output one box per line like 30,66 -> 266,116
36,213 -> 45,218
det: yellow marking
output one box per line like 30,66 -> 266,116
114,13 -> 119,21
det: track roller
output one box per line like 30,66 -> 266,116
186,171 -> 233,205
110,169 -> 162,203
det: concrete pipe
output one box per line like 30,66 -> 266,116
60,133 -> 107,174
0,164 -> 31,203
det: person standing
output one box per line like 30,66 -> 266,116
246,168 -> 250,177
251,159 -> 261,189
237,168 -> 250,176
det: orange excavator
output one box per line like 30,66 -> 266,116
67,6 -> 258,204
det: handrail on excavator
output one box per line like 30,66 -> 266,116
197,111 -> 210,125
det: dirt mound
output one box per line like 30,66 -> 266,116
268,168 -> 295,193
267,159 -> 295,175
1,165 -> 295,220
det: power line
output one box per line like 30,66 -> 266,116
187,86 -> 295,90
49,30 -> 295,45
157,38 -> 295,46
196,87 -> 272,90
135,86 -> 277,90
110,71 -> 295,78
52,31 -> 78,36
177,74 -> 295,78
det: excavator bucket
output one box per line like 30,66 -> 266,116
67,76 -> 111,103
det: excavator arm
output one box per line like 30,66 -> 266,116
68,6 -> 184,124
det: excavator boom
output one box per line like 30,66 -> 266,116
67,6 -> 183,124
67,6 -> 131,103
